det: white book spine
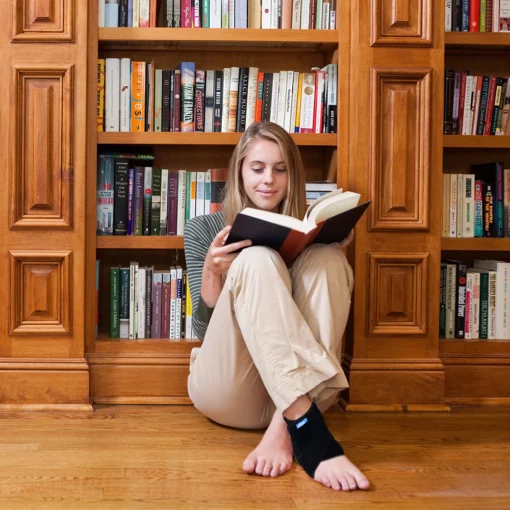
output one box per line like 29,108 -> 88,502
210,0 -> 222,27
133,0 -> 140,27
222,0 -> 229,27
445,0 -> 452,31
262,0 -> 271,27
196,172 -> 205,217
120,58 -> 131,132
276,71 -> 287,128
129,262 -> 137,339
105,58 -> 120,132
300,0 -> 310,28
205,170 -> 211,215
462,174 -> 475,238
160,169 -> 169,235
177,169 -> 187,235
322,1 -> 330,30
221,68 -> 231,132
205,70 -> 215,133
99,0 -> 105,27
229,0 -> 236,27
189,172 -> 197,219
471,271 -> 480,339
139,0 -> 150,26
300,73 -> 315,132
270,72 -> 280,123
314,70 -> 326,133
449,173 -> 457,237
290,71 -> 299,133
442,173 -> 450,237
284,71 -> 294,133
137,267 -> 146,339
270,0 -> 278,28
488,271 -> 497,339
456,173 -> 464,237
245,67 -> 258,128
292,0 -> 301,28
461,76 -> 473,135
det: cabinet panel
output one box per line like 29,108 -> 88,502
11,65 -> 73,229
9,250 -> 72,336
369,67 -> 431,230
371,0 -> 432,47
367,252 -> 428,335
12,0 -> 74,42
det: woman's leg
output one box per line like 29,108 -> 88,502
289,243 -> 354,407
188,245 -> 342,427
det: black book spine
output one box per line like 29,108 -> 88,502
444,69 -> 455,135
483,182 -> 494,237
262,73 -> 273,122
476,76 -> 490,135
170,70 -> 175,132
162,70 -> 171,132
213,70 -> 223,132
119,0 -> 129,26
454,262 -> 467,339
114,159 -> 129,235
236,67 -> 249,132
195,70 -> 205,132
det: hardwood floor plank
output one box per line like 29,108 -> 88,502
0,405 -> 508,508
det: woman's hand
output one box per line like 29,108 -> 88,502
333,229 -> 355,252
203,226 -> 253,275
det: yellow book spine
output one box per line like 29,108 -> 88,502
294,73 -> 303,133
97,59 -> 105,132
185,273 -> 193,339
131,62 -> 145,132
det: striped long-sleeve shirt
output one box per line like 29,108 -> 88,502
183,212 -> 225,341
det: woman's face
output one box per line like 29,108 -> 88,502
241,138 -> 289,213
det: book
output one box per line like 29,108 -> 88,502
225,189 -> 371,265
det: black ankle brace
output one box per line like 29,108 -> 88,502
284,402 -> 344,478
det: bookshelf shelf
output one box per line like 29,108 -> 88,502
443,135 -> 510,148
94,336 -> 201,353
445,32 -> 510,49
440,340 -> 510,356
97,132 -> 337,146
98,28 -> 338,51
441,238 -> 510,251
96,236 -> 184,249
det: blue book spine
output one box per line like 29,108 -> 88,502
105,1 -> 119,27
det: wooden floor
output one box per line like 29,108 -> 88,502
0,405 -> 509,509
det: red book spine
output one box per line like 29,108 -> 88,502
469,0 -> 480,32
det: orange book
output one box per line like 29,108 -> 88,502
254,72 -> 264,123
131,61 -> 146,132
210,168 -> 229,213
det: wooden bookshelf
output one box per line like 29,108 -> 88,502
97,132 -> 338,146
98,28 -> 338,50
441,238 -> 510,251
96,236 -> 184,249
440,340 -> 510,356
443,135 -> 510,148
445,32 -> 510,49
94,335 -> 201,353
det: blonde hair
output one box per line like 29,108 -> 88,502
223,122 -> 307,226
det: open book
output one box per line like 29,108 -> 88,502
226,189 -> 371,265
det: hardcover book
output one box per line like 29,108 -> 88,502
226,189 -> 371,265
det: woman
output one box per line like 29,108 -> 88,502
184,122 -> 370,492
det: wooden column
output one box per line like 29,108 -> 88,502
0,0 -> 91,410
341,0 -> 447,411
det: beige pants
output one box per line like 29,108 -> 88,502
188,243 -> 354,430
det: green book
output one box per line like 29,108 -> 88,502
109,267 -> 120,338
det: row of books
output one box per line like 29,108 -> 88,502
442,163 -> 510,238
440,259 -> 509,340
445,0 -> 510,32
443,71 -> 510,136
98,59 -> 337,134
98,0 -> 337,30
97,156 -> 228,236
109,263 -> 198,339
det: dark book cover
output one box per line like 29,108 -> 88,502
162,70 -> 171,132
142,167 -> 152,236
145,267 -> 153,338
213,70 -> 223,132
173,69 -> 181,132
151,168 -> 161,235
127,167 -> 134,235
226,200 -> 371,266
110,267 -> 120,338
262,73 -> 273,122
236,67 -> 249,132
195,70 -> 205,132
170,70 -> 175,132
443,260 -> 468,339
444,69 -> 455,135
114,159 -> 129,235
472,161 -> 503,237
133,167 -> 144,236
167,171 -> 179,235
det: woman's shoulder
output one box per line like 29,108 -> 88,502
184,211 -> 225,239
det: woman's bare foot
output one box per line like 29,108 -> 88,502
242,412 -> 293,477
314,455 -> 370,491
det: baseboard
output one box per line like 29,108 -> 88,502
0,358 -> 90,408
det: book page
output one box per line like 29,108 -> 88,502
240,208 -> 312,233
304,190 -> 360,226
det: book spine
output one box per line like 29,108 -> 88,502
120,58 -> 131,132
110,267 -> 120,338
143,167 -> 152,235
97,59 -> 105,132
180,62 -> 196,132
133,167 -> 144,236
119,267 -> 130,339
114,159 -> 129,235
151,168 -> 161,235
97,156 -> 115,235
